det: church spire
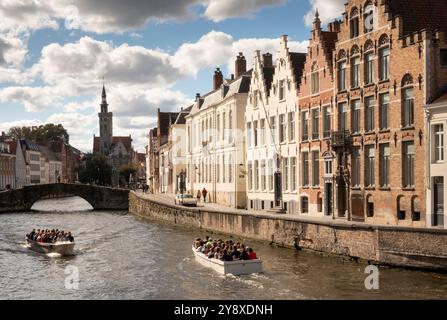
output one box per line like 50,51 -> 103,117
101,78 -> 107,105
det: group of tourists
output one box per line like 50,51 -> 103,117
26,229 -> 75,243
196,188 -> 208,203
194,236 -> 258,261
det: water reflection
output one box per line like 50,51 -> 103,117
1,197 -> 447,300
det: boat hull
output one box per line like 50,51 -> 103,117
26,239 -> 75,256
192,246 -> 262,275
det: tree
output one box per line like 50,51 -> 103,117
78,154 -> 112,186
8,124 -> 69,142
119,164 -> 138,185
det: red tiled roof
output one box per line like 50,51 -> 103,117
93,136 -> 133,153
112,136 -> 132,152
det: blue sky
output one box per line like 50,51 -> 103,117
0,0 -> 344,152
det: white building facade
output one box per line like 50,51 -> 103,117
245,36 -> 306,213
186,58 -> 251,209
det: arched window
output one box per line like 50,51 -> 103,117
379,34 -> 390,81
364,2 -> 374,33
350,7 -> 360,38
337,50 -> 347,91
311,62 -> 320,94
412,196 -> 421,221
401,74 -> 414,128
350,45 -> 360,88
364,41 -> 375,85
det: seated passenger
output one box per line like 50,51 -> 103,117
247,248 -> 257,260
221,250 -> 233,262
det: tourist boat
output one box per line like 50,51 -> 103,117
26,238 -> 75,256
192,246 -> 263,275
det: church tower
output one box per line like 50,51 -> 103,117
98,84 -> 113,155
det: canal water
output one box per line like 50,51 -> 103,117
1,197 -> 447,300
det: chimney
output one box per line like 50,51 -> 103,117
213,67 -> 223,90
195,93 -> 201,101
328,20 -> 341,33
235,52 -> 246,78
263,53 -> 273,67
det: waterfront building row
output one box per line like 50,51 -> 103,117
146,0 -> 447,228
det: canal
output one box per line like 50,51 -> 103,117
1,197 -> 447,300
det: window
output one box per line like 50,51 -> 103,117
253,121 -> 258,147
402,87 -> 414,128
247,122 -> 252,147
323,106 -> 331,138
254,160 -> 259,190
379,47 -> 390,81
261,160 -> 266,190
301,111 -> 309,141
312,109 -> 320,140
434,124 -> 444,162
270,116 -> 277,145
312,151 -> 320,187
222,156 -> 225,183
379,93 -> 390,130
350,9 -> 359,38
268,159 -> 274,191
365,145 -> 375,187
440,49 -> 447,66
301,197 -> 309,214
228,110 -> 233,142
217,156 -> 221,183
338,60 -> 347,91
260,119 -> 266,146
279,114 -> 286,143
365,52 -> 374,85
279,80 -> 285,100
291,157 -> 297,191
325,159 -> 333,175
351,100 -> 361,134
228,156 -> 233,183
311,70 -> 320,94
248,162 -> 253,190
365,96 -> 375,132
253,90 -> 259,108
367,197 -> 374,217
364,3 -> 374,33
302,152 -> 309,187
338,102 -> 348,131
379,144 -> 390,188
351,56 -> 360,88
283,158 -> 289,191
402,142 -> 415,188
352,147 -> 361,187
288,112 -> 295,142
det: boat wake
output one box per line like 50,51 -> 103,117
46,252 -> 62,258
221,273 -> 265,289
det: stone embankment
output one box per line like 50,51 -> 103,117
129,191 -> 447,271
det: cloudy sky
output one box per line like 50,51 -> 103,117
0,0 -> 344,153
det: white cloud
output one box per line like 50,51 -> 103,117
204,0 -> 285,22
0,86 -> 62,112
0,0 -> 286,34
304,0 -> 345,27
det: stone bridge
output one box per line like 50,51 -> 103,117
0,183 -> 129,213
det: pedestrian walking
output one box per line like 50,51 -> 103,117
196,190 -> 201,203
202,188 -> 208,203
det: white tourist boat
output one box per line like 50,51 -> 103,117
26,238 -> 75,256
192,246 -> 263,275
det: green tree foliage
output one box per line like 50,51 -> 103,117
8,124 -> 69,142
119,164 -> 138,185
78,154 -> 112,186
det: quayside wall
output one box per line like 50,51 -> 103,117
129,192 -> 447,271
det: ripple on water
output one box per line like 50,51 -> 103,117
1,197 -> 447,300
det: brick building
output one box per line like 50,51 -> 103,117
326,0 -> 447,226
298,12 -> 338,217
